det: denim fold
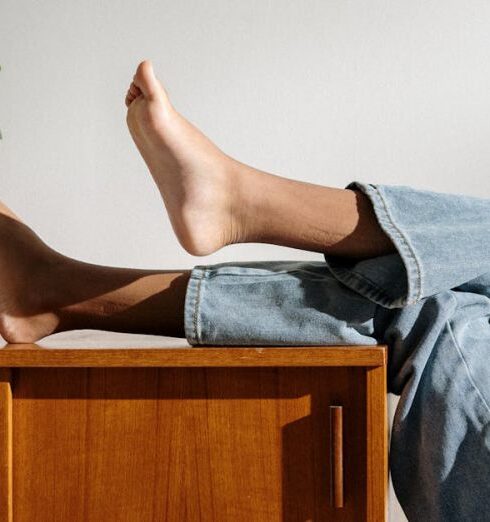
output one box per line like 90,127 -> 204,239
324,181 -> 490,308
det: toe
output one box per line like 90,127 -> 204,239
125,92 -> 134,107
133,60 -> 168,102
125,82 -> 143,107
129,82 -> 141,97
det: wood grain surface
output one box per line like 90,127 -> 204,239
0,333 -> 387,521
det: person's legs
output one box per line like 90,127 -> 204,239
0,199 -> 381,346
124,59 -> 490,287
0,185 -> 387,344
125,61 -> 395,259
0,205 -> 189,343
47,262 -> 189,339
0,186 -> 390,344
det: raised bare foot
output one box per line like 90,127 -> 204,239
125,60 -> 244,256
0,204 -> 63,343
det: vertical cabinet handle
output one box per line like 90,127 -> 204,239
330,405 -> 344,508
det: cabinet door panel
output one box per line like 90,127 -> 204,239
11,367 -> 366,521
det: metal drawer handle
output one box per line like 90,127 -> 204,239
330,405 -> 344,508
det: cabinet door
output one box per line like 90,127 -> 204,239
10,366 -> 367,521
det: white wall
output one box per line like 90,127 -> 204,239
3,1 -> 490,519
2,0 -> 490,269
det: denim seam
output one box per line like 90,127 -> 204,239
367,184 -> 424,303
333,266 -> 396,295
200,269 -> 330,279
446,298 -> 490,416
202,265 -> 393,309
323,263 -> 403,308
193,271 -> 205,344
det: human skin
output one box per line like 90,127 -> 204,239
125,60 -> 395,260
0,61 -> 394,343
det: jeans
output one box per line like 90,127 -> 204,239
183,181 -> 490,522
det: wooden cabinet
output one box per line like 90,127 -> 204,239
0,333 -> 388,521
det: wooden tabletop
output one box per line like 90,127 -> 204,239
0,330 -> 386,367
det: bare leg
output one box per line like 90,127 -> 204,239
126,61 -> 394,259
52,262 -> 188,338
227,163 -> 393,258
0,205 -> 188,343
2,63 -> 396,343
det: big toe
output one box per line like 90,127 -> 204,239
134,60 -> 168,101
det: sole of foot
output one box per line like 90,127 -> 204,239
125,60 -> 247,256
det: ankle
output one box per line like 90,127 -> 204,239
226,159 -> 279,246
224,159 -> 262,246
45,256 -> 99,333
24,253 -> 100,336
35,253 -> 70,309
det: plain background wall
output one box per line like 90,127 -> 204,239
3,1 -> 490,520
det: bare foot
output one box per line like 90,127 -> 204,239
0,205 -> 62,343
125,60 -> 244,256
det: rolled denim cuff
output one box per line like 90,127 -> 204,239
183,266 -> 206,345
324,181 -> 490,308
324,182 -> 418,308
183,261 -> 378,346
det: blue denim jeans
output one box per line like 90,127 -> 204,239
183,181 -> 490,522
